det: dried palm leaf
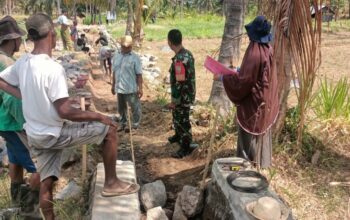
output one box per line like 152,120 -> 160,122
270,0 -> 323,148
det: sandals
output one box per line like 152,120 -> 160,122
101,183 -> 140,197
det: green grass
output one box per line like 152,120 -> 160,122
322,19 -> 350,32
108,13 -> 225,41
312,77 -> 350,120
155,85 -> 170,106
54,198 -> 83,220
0,174 -> 11,209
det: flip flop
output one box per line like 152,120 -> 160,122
101,183 -> 140,197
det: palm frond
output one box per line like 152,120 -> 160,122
271,0 -> 323,147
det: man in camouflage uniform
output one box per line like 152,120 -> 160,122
167,29 -> 196,158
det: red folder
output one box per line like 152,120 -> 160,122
204,56 -> 238,75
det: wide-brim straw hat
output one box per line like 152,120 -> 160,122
0,16 -> 26,44
246,196 -> 289,220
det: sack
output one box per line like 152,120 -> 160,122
175,61 -> 185,82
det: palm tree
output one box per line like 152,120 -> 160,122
134,0 -> 143,46
208,0 -> 245,116
56,0 -> 61,15
126,0 -> 133,35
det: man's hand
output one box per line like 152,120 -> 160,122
100,115 -> 118,128
137,88 -> 143,99
167,102 -> 176,110
0,78 -> 21,99
111,87 -> 116,95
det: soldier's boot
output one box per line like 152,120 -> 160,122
168,135 -> 180,144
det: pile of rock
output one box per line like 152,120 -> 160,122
140,180 -> 170,220
140,54 -> 161,87
56,52 -> 92,90
140,181 -> 204,220
173,186 -> 204,220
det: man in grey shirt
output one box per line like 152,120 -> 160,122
112,35 -> 143,132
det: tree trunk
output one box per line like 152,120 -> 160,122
273,40 -> 292,138
133,0 -> 143,47
89,1 -> 91,16
5,0 -> 9,14
8,0 -> 12,15
208,0 -> 245,116
56,0 -> 61,15
109,0 -> 115,11
72,0 -> 77,18
45,0 -> 53,16
257,0 -> 262,14
126,0 -> 133,35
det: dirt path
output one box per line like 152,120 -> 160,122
88,59 -> 207,210
85,32 -> 350,218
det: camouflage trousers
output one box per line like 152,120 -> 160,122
172,106 -> 192,149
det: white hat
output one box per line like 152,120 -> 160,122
246,197 -> 289,220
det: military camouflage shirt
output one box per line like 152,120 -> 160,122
169,48 -> 196,107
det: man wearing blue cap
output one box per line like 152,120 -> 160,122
216,16 -> 279,168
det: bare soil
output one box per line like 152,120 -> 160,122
53,31 -> 350,219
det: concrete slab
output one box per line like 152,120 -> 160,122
91,160 -> 141,220
203,157 -> 293,220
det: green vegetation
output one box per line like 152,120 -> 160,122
322,19 -> 350,32
155,85 -> 170,106
0,174 -> 11,209
54,198 -> 83,220
108,12 -> 225,41
313,77 -> 350,120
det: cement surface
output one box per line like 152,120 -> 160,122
91,160 -> 140,220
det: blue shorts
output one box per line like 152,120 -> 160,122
0,131 -> 36,173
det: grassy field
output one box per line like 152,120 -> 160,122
107,13 -> 226,41
1,13 -> 350,219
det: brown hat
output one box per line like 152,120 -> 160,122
25,13 -> 53,40
0,16 -> 26,45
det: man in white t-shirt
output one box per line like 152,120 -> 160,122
0,13 -> 139,220
57,9 -> 73,51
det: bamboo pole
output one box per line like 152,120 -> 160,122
201,105 -> 220,190
80,97 -> 87,182
127,104 -> 137,184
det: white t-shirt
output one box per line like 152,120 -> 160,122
0,54 -> 69,140
58,15 -> 69,25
